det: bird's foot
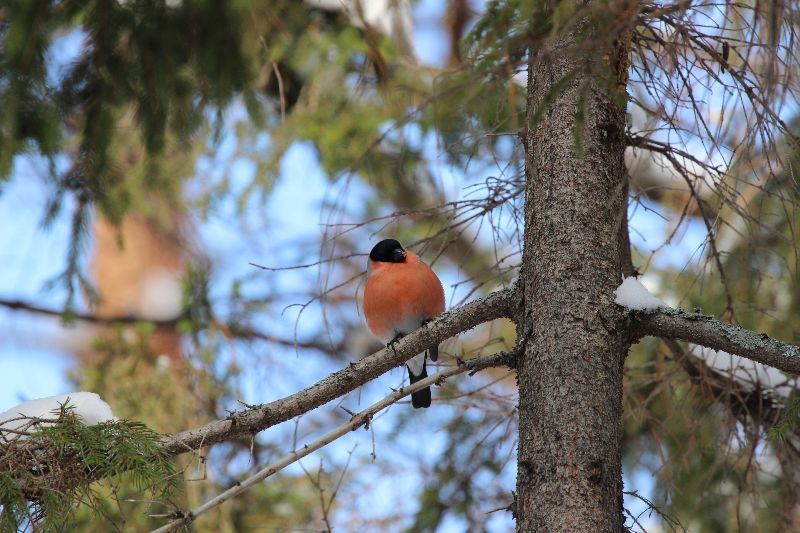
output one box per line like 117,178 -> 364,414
387,334 -> 404,354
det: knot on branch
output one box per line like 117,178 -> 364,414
509,491 -> 518,520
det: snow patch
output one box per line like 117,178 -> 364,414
614,277 -> 669,311
0,392 -> 117,436
692,346 -> 797,402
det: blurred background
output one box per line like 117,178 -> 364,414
1,1 -> 799,531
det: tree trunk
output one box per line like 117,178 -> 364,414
516,24 -> 631,532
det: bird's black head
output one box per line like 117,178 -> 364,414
369,239 -> 406,263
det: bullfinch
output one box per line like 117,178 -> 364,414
363,239 -> 445,408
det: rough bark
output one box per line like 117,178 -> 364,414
516,26 -> 630,533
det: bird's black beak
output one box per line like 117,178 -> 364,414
392,248 -> 407,262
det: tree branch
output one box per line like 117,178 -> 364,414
161,287 -> 516,455
151,348 -> 517,532
0,297 -> 176,325
0,296 -> 344,353
631,308 -> 800,375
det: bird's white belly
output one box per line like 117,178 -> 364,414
380,317 -> 424,345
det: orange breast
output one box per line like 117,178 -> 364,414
363,252 -> 445,342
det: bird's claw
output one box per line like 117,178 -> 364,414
387,334 -> 403,354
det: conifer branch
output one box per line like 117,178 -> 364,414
632,309 -> 800,375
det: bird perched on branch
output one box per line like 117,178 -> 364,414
363,239 -> 445,408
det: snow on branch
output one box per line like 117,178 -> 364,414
161,287 -> 516,455
663,339 -> 790,425
614,277 -> 669,311
615,277 -> 800,390
691,345 -> 798,405
630,307 -> 800,376
0,392 -> 117,442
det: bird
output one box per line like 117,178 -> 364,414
363,239 -> 445,408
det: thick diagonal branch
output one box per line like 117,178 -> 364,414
632,309 -> 800,375
162,287 -> 515,455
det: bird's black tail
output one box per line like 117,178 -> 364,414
407,356 -> 431,409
